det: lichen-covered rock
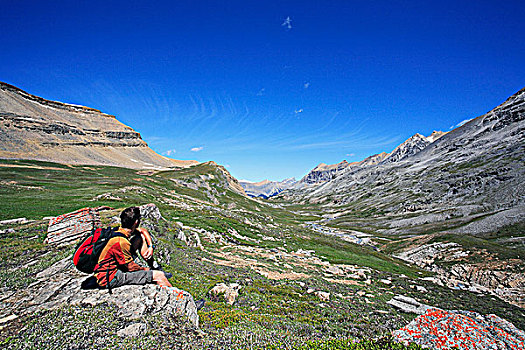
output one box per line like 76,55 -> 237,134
46,207 -> 101,245
138,203 -> 164,235
393,308 -> 525,349
2,258 -> 200,329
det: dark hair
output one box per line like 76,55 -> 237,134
120,207 -> 141,229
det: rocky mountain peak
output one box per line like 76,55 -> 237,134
381,132 -> 437,164
254,179 -> 272,186
426,130 -> 447,142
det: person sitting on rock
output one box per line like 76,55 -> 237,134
94,206 -> 172,289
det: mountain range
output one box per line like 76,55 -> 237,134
239,178 -> 297,198
277,87 -> 524,236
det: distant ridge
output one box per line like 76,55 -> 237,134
239,177 -> 296,198
0,82 -> 198,170
296,131 -> 447,187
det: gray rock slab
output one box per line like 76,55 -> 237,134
387,295 -> 435,314
5,257 -> 200,329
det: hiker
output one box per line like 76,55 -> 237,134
94,206 -> 172,289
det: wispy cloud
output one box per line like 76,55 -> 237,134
257,88 -> 265,96
346,153 -> 355,157
267,126 -> 401,153
282,16 -> 292,30
287,135 -> 400,151
191,146 -> 204,152
304,82 -> 310,89
455,118 -> 473,128
162,149 -> 176,156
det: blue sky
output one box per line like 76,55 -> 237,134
1,1 -> 524,181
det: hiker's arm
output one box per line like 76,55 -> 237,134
119,239 -> 148,272
136,227 -> 154,259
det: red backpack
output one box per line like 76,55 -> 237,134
73,227 -> 125,274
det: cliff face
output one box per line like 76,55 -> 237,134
0,82 -> 197,169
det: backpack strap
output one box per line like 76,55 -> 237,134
111,231 -> 128,240
105,230 -> 130,294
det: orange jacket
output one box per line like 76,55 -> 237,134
94,228 -> 147,286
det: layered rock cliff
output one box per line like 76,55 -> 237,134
0,82 -> 197,169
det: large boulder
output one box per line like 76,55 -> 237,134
45,207 -> 101,245
2,257 -> 199,328
45,204 -> 165,246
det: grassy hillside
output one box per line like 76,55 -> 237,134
1,159 -> 523,349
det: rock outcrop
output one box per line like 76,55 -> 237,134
387,295 -> 433,315
0,82 -> 197,169
2,257 -> 199,328
394,242 -> 525,308
209,283 -> 241,305
46,207 -> 102,245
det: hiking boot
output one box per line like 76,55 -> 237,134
150,260 -> 165,272
196,298 -> 205,311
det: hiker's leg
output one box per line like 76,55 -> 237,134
152,270 -> 172,287
110,270 -> 153,288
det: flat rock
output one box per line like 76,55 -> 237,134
387,295 -> 434,314
314,291 -> 330,301
0,218 -> 30,225
117,323 -> 147,337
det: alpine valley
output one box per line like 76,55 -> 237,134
1,82 -> 524,350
